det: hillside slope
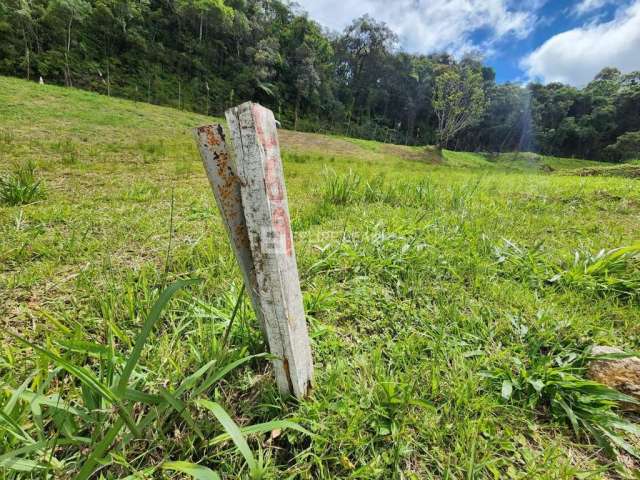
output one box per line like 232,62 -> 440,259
0,76 -> 433,165
0,76 -> 606,171
2,77 -> 640,479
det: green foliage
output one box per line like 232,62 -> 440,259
489,350 -> 640,460
566,164 -> 640,178
321,170 -> 436,208
550,245 -> 640,300
321,170 -> 362,206
371,381 -> 435,436
526,70 -> 640,161
433,64 -> 486,148
162,461 -> 221,480
52,138 -> 80,164
494,239 -> 549,288
0,160 -> 44,206
197,400 -> 272,479
605,130 -> 640,161
1,0 -> 637,158
1,280 -> 305,478
494,240 -> 640,302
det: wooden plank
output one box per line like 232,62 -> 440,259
192,124 -> 265,334
225,102 -> 313,399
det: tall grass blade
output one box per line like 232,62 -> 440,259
0,438 -> 83,472
0,456 -> 44,472
123,388 -> 164,405
159,388 -> 204,439
0,409 -> 34,443
76,417 -> 125,480
9,333 -> 141,437
207,419 -> 312,446
3,374 -> 34,416
9,390 -> 89,419
221,283 -> 246,348
116,278 -> 200,396
191,353 -> 268,397
196,400 -> 256,472
10,334 -> 117,403
175,359 -> 219,396
162,461 -> 221,480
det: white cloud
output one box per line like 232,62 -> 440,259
573,0 -> 615,16
522,1 -> 640,86
294,0 -> 537,56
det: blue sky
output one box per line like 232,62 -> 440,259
294,0 -> 640,86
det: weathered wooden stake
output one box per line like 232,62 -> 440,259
193,124 -> 266,335
226,102 -> 313,399
194,103 -> 313,399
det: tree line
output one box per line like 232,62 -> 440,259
1,0 -> 638,161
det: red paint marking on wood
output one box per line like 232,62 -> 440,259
272,207 -> 292,257
252,104 -> 292,256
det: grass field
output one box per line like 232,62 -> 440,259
1,76 -> 640,479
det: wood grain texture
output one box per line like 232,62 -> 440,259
225,102 -> 313,398
193,124 -> 265,334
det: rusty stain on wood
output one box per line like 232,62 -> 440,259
193,124 -> 266,335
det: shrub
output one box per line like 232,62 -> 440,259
604,131 -> 640,162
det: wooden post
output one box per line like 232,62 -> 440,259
193,124 -> 265,335
193,106 -> 313,399
225,102 -> 313,399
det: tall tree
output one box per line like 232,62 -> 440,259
433,65 -> 486,149
335,15 -> 398,130
45,0 -> 91,86
280,15 -> 329,129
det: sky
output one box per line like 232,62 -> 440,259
293,0 -> 640,86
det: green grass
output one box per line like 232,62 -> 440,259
565,164 -> 640,179
443,150 -> 606,172
0,160 -> 45,206
341,137 -> 382,153
1,76 -> 640,478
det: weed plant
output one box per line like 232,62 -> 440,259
0,161 -> 44,206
